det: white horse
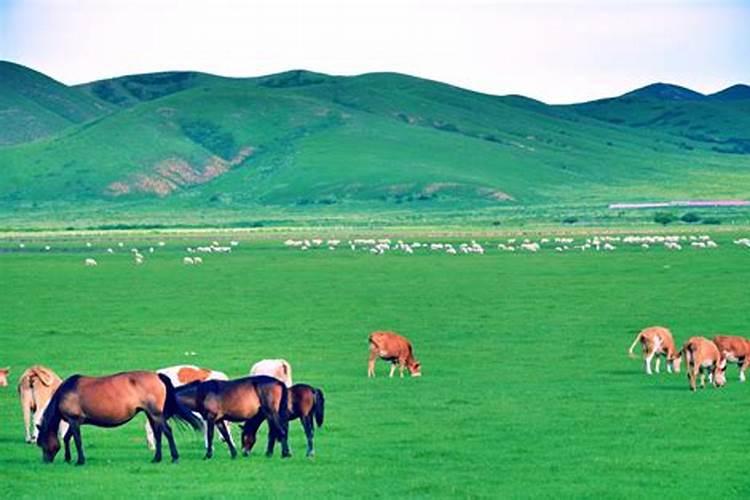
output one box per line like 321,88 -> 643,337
249,359 -> 293,388
145,365 -> 234,449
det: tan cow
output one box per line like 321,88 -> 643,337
628,326 -> 681,375
712,335 -> 750,382
368,331 -> 421,378
0,367 -> 9,387
18,365 -> 68,443
681,336 -> 726,391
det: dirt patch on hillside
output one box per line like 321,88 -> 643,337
477,187 -> 514,201
106,146 -> 253,197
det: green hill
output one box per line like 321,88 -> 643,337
0,62 -> 749,221
0,61 -> 113,145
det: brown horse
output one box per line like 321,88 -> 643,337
36,371 -> 201,465
176,375 -> 290,460
241,383 -> 325,457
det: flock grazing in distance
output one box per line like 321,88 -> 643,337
284,234 -> 750,255
0,331 -> 419,465
5,234 -> 750,267
628,326 -> 750,391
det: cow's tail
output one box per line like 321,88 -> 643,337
313,387 -> 325,428
628,331 -> 643,358
159,374 -> 201,430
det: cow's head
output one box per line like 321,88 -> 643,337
0,367 -> 9,387
669,355 -> 682,373
408,361 -> 422,377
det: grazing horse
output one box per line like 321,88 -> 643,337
0,367 -> 9,387
241,383 -> 325,457
144,364 -> 233,450
36,371 -> 201,465
176,375 -> 289,460
18,365 -> 69,443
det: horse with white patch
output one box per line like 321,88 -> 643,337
249,359 -> 293,388
144,365 -> 234,450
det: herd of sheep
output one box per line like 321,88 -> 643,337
283,234 -> 750,256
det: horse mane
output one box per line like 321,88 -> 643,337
38,375 -> 79,438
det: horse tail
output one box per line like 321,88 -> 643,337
313,387 -> 325,428
260,381 -> 288,439
158,373 -> 201,430
32,366 -> 57,387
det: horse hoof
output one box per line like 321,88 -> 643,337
203,455 -> 212,460
75,460 -> 85,466
171,458 -> 179,464
151,457 -> 162,464
282,453 -> 292,459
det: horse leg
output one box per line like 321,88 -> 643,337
21,391 -> 33,443
63,426 -> 73,463
147,416 -> 163,463
161,421 -> 180,463
70,422 -> 85,465
145,418 -> 156,450
216,420 -> 237,459
279,417 -> 291,458
302,415 -> 315,457
389,363 -> 396,378
265,424 -> 277,457
204,419 -> 215,459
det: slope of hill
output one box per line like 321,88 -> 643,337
0,64 -> 749,218
568,83 -> 750,153
0,61 -> 113,145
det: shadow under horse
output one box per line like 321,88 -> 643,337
240,383 -> 325,457
176,375 -> 290,459
36,371 -> 201,465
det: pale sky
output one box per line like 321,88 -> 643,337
1,0 -> 748,103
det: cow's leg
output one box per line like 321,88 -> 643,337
644,350 -> 655,375
368,350 -> 377,378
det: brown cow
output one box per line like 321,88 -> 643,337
712,335 -> 750,382
368,331 -> 421,378
681,336 -> 726,391
627,326 -> 681,375
18,365 -> 66,443
0,367 -> 8,387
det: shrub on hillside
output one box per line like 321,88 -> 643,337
701,217 -> 721,225
562,216 -> 579,224
680,212 -> 702,223
654,212 -> 676,225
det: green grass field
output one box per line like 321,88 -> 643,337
1,231 -> 750,498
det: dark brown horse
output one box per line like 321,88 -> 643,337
176,375 -> 289,459
36,371 -> 201,465
241,383 -> 325,457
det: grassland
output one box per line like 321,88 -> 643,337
1,230 -> 750,498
